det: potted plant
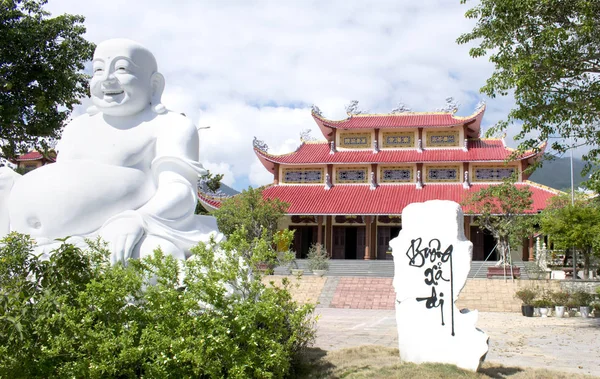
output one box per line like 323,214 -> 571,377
515,288 -> 537,317
571,290 -> 593,318
566,297 -> 579,317
533,298 -> 553,318
307,243 -> 329,277
550,290 -> 570,318
592,302 -> 600,318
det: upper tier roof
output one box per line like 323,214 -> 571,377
254,139 -> 545,171
312,105 -> 485,139
198,181 -> 560,215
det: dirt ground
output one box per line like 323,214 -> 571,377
314,309 -> 600,377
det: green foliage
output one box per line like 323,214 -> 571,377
200,170 -> 224,194
0,0 -> 95,157
540,193 -> 600,276
458,1 -> 600,177
213,186 -> 289,244
0,231 -> 316,378
571,290 -> 593,307
550,290 -> 571,306
306,243 -> 329,271
514,288 -> 537,305
464,178 -> 537,264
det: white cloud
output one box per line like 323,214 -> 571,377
45,0 -> 526,190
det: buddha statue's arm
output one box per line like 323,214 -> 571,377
99,114 -> 203,263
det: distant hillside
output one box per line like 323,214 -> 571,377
218,183 -> 239,196
529,157 -> 588,191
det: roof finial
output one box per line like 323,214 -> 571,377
373,139 -> 379,154
369,172 -> 377,190
324,173 -> 332,190
463,171 -> 471,189
416,170 -> 423,189
329,141 -> 336,155
253,136 -> 269,152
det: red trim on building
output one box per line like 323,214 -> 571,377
199,181 -> 559,215
14,151 -> 56,162
254,139 -> 542,168
312,106 -> 485,138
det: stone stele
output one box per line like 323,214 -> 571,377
0,38 -> 223,263
390,200 -> 488,371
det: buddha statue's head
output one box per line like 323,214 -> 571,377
89,38 -> 166,117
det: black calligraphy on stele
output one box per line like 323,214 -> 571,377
406,237 -> 455,336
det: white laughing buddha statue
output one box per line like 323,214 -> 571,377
0,38 -> 223,263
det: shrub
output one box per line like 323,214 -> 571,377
550,290 -> 570,306
0,231 -> 316,378
571,290 -> 593,307
306,243 -> 329,271
514,288 -> 537,305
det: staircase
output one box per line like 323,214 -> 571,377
274,259 -> 529,279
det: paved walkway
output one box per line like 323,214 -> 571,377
314,309 -> 600,377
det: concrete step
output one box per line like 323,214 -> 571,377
275,259 -> 530,279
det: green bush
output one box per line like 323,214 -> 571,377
0,231 -> 316,378
306,243 -> 329,271
571,290 -> 593,307
514,288 -> 537,305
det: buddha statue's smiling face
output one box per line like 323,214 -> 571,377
90,39 -> 158,117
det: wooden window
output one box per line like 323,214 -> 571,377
426,130 -> 460,147
338,132 -> 371,149
425,165 -> 460,182
282,167 -> 324,183
381,131 -> 414,148
379,166 -> 413,183
472,166 -> 516,182
335,166 -> 368,183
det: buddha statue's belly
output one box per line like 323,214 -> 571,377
8,161 -> 155,240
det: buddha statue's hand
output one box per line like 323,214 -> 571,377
99,211 -> 145,265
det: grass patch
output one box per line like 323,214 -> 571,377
296,346 -> 596,379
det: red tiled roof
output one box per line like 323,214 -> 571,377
197,193 -> 223,211
199,181 -> 559,215
312,107 -> 485,138
260,181 -> 558,215
14,151 -> 56,162
255,139 -> 541,170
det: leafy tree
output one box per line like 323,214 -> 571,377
464,179 -> 537,267
0,0 -> 95,158
0,232 -> 315,378
540,193 -> 600,277
457,0 -> 600,174
213,186 -> 289,243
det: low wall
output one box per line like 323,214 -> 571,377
264,275 -> 600,312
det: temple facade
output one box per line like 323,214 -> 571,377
202,106 -> 559,261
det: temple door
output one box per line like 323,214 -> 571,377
356,227 -> 365,260
332,226 -> 345,259
377,226 -> 390,260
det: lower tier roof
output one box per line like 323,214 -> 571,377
199,181 -> 559,216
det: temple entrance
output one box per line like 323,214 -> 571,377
377,226 -> 401,260
332,226 -> 365,259
290,226 -> 317,259
470,227 -> 497,261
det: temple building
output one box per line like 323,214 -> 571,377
11,151 -> 56,173
200,106 -> 559,262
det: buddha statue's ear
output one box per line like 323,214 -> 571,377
151,72 -> 167,114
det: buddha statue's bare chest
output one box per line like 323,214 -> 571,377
60,117 -> 159,168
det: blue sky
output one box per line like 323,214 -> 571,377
46,0 -> 529,191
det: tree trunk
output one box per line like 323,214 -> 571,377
584,248 -> 591,279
